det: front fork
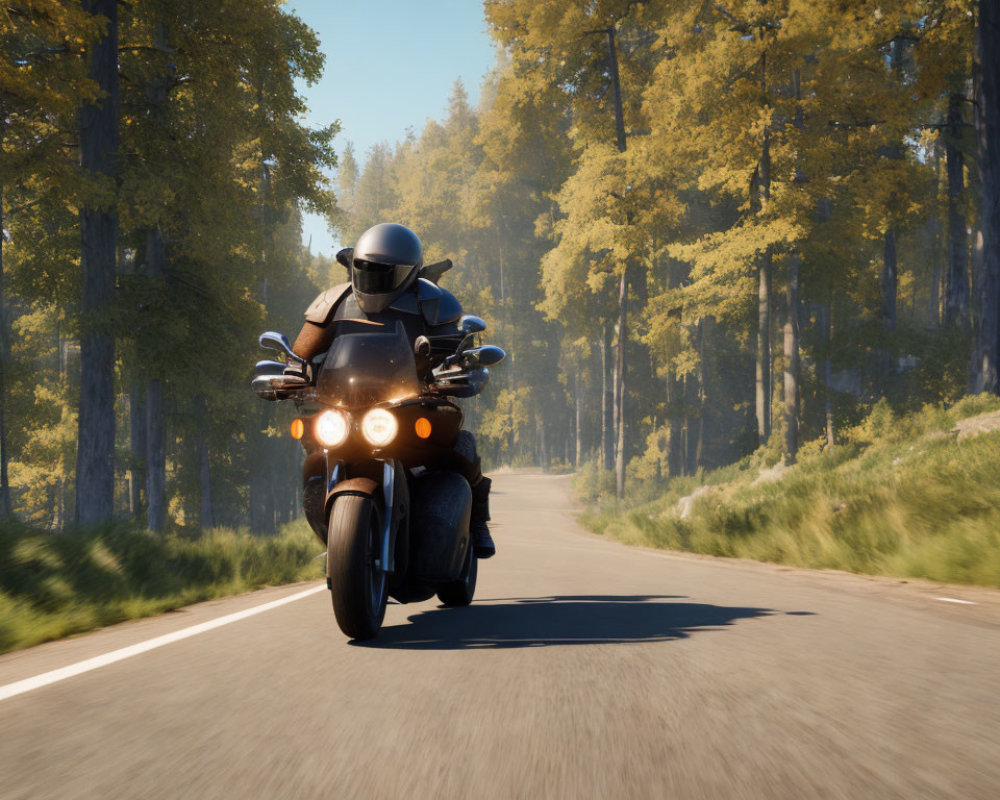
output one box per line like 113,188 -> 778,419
326,455 -> 399,574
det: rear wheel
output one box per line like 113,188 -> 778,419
327,495 -> 387,640
437,537 -> 477,607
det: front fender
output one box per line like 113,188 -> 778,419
325,477 -> 378,510
324,465 -> 406,576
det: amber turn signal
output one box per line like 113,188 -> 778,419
414,417 -> 432,439
290,418 -> 304,440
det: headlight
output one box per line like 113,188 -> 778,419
361,408 -> 397,447
314,409 -> 349,448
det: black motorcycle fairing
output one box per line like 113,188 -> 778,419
316,320 -> 421,408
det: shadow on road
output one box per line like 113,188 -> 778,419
361,595 -> 776,650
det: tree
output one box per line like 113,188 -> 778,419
975,0 -> 1000,394
242,3 -> 336,533
75,0 -> 119,525
488,0 -> 659,494
645,1 -> 810,452
1,1 -> 99,518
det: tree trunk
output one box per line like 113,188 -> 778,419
667,371 -> 683,478
876,38 -> 903,350
975,0 -> 1000,394
606,27 -> 627,154
274,449 -> 289,527
681,380 -> 690,476
879,38 -> 905,341
755,58 -> 773,447
929,214 -> 941,328
821,304 -> 835,448
614,266 -> 628,499
129,380 -> 146,517
877,228 -> 899,395
612,331 -> 620,472
248,468 -> 272,532
683,370 -> 700,475
56,324 -> 67,528
972,21 -> 986,339
608,21 -> 628,494
971,28 -> 987,391
945,91 -> 970,330
574,372 -> 582,468
497,238 -> 505,305
601,326 -> 613,471
263,436 -> 277,530
599,332 -> 606,469
249,402 -> 275,534
539,414 -> 549,470
195,395 -> 212,530
145,225 -> 167,532
756,255 -> 772,444
784,256 -> 801,464
0,187 -> 11,517
694,317 -> 707,471
507,390 -> 515,462
145,379 -> 165,531
128,25 -> 173,528
76,0 -> 119,526
882,229 -> 898,333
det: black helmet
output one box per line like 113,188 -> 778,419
350,223 -> 423,313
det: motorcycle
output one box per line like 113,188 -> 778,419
251,311 -> 504,640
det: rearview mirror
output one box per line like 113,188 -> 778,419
458,315 -> 486,336
259,331 -> 307,369
460,345 -> 505,369
259,331 -> 293,356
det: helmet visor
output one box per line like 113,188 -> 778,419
353,259 -> 407,295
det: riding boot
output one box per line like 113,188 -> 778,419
470,475 -> 495,559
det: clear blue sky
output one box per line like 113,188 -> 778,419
286,0 -> 497,257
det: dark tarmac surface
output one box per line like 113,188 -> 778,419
2,472 -> 999,799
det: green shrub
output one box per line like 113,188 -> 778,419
847,397 -> 897,445
576,396 -> 1000,589
572,458 -> 616,501
0,520 -> 324,654
950,393 -> 1000,421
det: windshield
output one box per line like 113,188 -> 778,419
316,319 -> 420,407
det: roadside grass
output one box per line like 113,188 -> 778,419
0,520 -> 324,654
577,395 -> 1000,588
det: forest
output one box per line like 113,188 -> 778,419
2,0 -> 336,531
2,0 -> 999,534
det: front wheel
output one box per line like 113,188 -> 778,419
327,495 -> 387,640
437,537 -> 477,607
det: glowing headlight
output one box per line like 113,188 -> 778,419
361,408 -> 398,447
314,409 -> 349,448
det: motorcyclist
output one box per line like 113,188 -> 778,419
290,222 -> 496,558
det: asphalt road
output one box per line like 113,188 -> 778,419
2,472 -> 1000,799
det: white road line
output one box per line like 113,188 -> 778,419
0,584 -> 326,703
936,597 -> 977,605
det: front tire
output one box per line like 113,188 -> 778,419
327,495 -> 387,640
437,537 -> 477,607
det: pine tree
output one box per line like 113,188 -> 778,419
76,0 -> 119,525
975,0 -> 1000,393
2,1 -> 100,518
